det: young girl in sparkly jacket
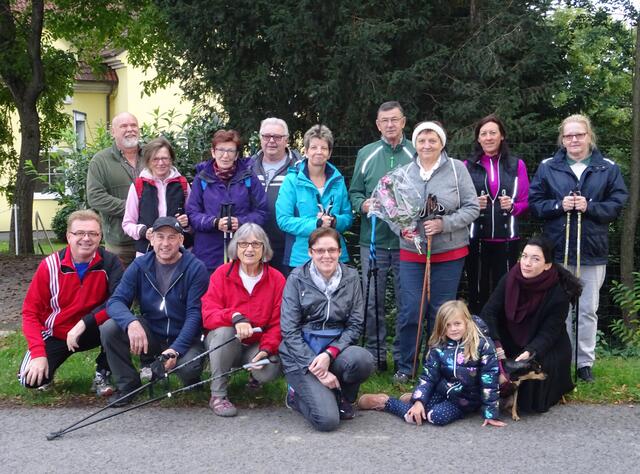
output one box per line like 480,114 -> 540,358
358,300 -> 506,427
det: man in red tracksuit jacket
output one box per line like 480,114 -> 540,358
18,210 -> 123,395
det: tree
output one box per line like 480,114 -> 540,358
144,0 -> 562,150
0,0 -> 157,254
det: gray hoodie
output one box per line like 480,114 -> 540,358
398,152 -> 479,255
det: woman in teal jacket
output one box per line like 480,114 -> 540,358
276,124 -> 353,270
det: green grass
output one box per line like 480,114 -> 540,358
1,331 -> 638,407
0,240 -> 67,255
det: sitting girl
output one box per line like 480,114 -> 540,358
358,300 -> 506,427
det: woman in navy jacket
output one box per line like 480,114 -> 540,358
529,114 -> 628,382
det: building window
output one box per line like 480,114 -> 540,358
74,111 -> 87,150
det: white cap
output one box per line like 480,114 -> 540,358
412,121 -> 447,149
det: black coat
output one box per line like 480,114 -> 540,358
480,274 -> 574,413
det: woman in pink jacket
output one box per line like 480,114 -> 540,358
201,222 -> 285,417
122,137 -> 191,256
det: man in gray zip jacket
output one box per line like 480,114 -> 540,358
250,117 -> 302,276
101,216 -> 209,406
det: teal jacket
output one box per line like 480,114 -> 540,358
276,160 -> 353,267
349,137 -> 414,249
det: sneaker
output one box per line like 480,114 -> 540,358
140,366 -> 153,384
209,396 -> 237,417
577,366 -> 595,383
37,382 -> 53,392
357,393 -> 389,411
338,398 -> 356,420
108,389 -> 138,408
285,385 -> 297,411
392,371 -> 410,385
92,371 -> 115,397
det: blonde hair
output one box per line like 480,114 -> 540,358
67,209 -> 102,232
427,300 -> 481,362
557,114 -> 597,149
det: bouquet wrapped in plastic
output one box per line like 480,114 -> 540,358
368,166 -> 425,253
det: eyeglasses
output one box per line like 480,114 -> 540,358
214,148 -> 238,156
238,241 -> 264,249
261,134 -> 286,143
562,133 -> 587,142
69,231 -> 101,239
377,117 -> 404,125
310,247 -> 340,256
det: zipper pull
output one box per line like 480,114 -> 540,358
160,297 -> 166,311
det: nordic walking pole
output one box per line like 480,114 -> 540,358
46,359 -> 270,441
574,192 -> 582,383
369,215 -> 382,370
47,328 -> 262,439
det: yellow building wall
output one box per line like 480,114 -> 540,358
1,51 -> 196,234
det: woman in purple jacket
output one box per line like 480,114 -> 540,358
186,129 -> 268,273
465,115 -> 529,314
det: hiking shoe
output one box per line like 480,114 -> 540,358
338,398 -> 356,420
209,396 -> 237,417
392,371 -> 410,385
108,390 -> 138,408
577,366 -> 594,383
246,374 -> 261,391
285,385 -> 297,411
92,370 -> 115,397
357,393 -> 389,411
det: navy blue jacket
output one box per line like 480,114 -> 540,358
529,148 -> 628,265
410,317 -> 500,420
107,249 -> 209,355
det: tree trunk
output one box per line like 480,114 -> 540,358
9,104 -> 40,254
620,21 -> 640,326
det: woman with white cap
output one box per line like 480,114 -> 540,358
389,121 -> 479,384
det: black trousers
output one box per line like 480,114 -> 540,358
19,323 -> 109,388
466,238 -> 520,315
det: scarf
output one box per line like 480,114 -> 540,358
309,262 -> 342,297
504,264 -> 559,347
213,160 -> 237,181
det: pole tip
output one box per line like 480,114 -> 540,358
46,432 -> 61,441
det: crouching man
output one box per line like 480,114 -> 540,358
19,210 -> 123,395
102,216 -> 209,406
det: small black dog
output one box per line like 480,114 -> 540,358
500,358 -> 547,421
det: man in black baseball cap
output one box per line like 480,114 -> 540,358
101,215 -> 209,406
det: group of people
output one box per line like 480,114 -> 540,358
18,102 -> 628,432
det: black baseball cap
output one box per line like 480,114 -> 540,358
152,216 -> 184,234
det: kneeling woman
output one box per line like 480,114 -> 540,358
480,236 -> 580,413
201,223 -> 285,417
280,227 -> 375,431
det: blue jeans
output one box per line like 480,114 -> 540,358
396,257 -> 465,375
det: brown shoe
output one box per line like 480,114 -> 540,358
357,393 -> 389,411
399,392 -> 412,404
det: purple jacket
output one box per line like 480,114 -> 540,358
186,159 -> 268,272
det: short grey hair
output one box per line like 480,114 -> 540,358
303,124 -> 334,152
260,117 -> 289,137
227,223 -> 274,262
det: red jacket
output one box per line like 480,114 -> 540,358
202,262 -> 285,355
22,247 -> 123,358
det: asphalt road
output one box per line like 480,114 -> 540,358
0,404 -> 637,473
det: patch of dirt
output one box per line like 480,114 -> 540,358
0,254 -> 45,332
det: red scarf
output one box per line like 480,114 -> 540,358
213,160 -> 237,181
504,264 -> 558,347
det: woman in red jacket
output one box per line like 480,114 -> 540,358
201,222 -> 285,417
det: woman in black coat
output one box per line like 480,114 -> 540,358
480,236 -> 581,413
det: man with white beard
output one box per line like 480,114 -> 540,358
87,112 -> 143,266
